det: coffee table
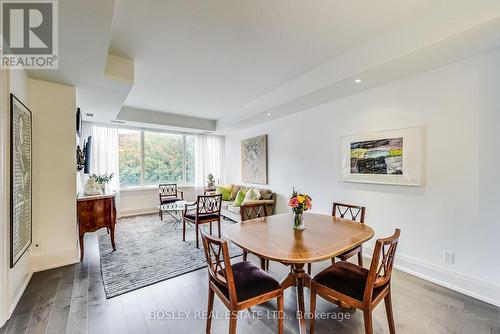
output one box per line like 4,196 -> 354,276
158,200 -> 192,228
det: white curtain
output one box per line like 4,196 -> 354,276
194,134 -> 225,190
80,123 -> 121,215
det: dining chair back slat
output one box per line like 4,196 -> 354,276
198,194 -> 222,215
201,229 -> 237,302
332,202 -> 366,222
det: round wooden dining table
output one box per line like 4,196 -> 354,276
225,212 -> 374,334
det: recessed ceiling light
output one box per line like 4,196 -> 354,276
354,78 -> 363,83
265,113 -> 272,116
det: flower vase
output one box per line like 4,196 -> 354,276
293,211 -> 305,230
99,183 -> 106,193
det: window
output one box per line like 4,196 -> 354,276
185,135 -> 195,184
118,129 -> 195,188
118,129 -> 141,187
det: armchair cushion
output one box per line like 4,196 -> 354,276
314,261 -> 375,301
184,212 -> 220,221
160,197 -> 182,204
227,204 -> 240,214
215,261 -> 280,302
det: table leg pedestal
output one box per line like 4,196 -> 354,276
281,263 -> 311,334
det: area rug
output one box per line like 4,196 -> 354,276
97,213 -> 242,298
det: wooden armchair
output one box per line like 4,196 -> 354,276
240,203 -> 270,271
159,183 -> 184,204
200,229 -> 284,334
308,202 -> 366,275
183,194 -> 222,248
310,229 -> 401,334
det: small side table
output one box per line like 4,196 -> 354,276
158,200 -> 188,228
203,186 -> 217,195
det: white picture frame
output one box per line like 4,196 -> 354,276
241,134 -> 268,184
341,127 -> 423,186
10,94 -> 33,267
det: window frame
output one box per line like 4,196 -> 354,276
118,127 -> 195,189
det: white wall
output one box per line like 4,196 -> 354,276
0,61 -> 6,328
28,79 -> 79,272
120,186 -> 199,217
0,75 -> 79,326
225,50 -> 500,306
2,68 -> 33,320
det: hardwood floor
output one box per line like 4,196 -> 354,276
1,233 -> 499,334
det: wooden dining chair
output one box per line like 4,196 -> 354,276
201,229 -> 284,334
307,202 -> 366,275
240,203 -> 270,271
159,183 -> 183,217
310,229 -> 400,334
183,194 -> 222,248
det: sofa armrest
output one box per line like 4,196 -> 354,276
241,199 -> 275,205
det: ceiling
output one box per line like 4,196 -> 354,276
24,0 -> 500,131
26,0 -> 127,122
110,0 -> 435,120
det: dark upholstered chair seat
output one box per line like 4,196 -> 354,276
161,198 -> 182,204
215,261 -> 280,302
184,213 -> 219,221
314,261 -> 381,301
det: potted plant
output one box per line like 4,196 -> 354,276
91,173 -> 114,192
207,173 -> 215,187
288,188 -> 312,230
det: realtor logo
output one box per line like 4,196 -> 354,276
1,0 -> 58,69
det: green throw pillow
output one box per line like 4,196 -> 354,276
216,185 -> 232,201
233,189 -> 248,207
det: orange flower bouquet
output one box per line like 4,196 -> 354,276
288,188 -> 312,230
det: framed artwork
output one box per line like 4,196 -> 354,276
10,94 -> 32,268
341,127 -> 423,186
241,134 -> 267,184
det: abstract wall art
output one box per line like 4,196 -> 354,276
10,94 -> 32,267
341,127 -> 423,186
241,134 -> 267,184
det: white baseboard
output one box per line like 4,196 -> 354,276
363,247 -> 500,307
9,271 -> 32,316
119,208 -> 157,218
31,248 -> 79,273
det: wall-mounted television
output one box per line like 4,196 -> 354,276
84,136 -> 92,174
76,108 -> 82,137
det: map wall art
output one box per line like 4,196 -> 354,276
10,94 -> 32,267
341,127 -> 423,186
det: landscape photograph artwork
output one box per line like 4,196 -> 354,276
350,137 -> 403,175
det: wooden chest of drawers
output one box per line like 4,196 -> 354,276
77,192 -> 117,261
